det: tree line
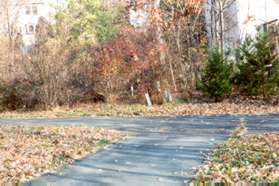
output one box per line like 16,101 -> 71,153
0,0 -> 278,111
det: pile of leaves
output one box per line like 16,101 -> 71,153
196,129 -> 279,183
0,125 -> 126,183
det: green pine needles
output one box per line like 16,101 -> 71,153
198,48 -> 232,102
235,32 -> 279,98
200,32 -> 279,102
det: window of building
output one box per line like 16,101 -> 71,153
29,25 -> 34,33
32,5 -> 38,15
26,24 -> 35,34
25,6 -> 31,15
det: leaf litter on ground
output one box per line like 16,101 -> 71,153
196,121 -> 279,183
0,125 -> 126,183
1,98 -> 279,119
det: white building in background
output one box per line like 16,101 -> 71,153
0,0 -> 62,47
205,0 -> 279,48
238,0 -> 279,37
2,0 -> 279,48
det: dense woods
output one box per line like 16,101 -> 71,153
0,0 -> 278,110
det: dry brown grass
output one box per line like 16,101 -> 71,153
0,100 -> 279,119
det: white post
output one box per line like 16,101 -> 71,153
164,90 -> 169,102
156,81 -> 161,92
168,90 -> 173,102
164,90 -> 173,102
130,85 -> 134,97
145,93 -> 152,107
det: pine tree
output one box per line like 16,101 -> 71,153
198,48 -> 232,102
236,32 -> 279,98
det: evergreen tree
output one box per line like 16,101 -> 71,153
236,32 -> 279,98
198,48 -> 232,102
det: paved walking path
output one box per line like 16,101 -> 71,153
1,114 -> 278,186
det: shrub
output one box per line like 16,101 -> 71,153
235,32 -> 279,98
198,48 -> 232,102
0,79 -> 38,110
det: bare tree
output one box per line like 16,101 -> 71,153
205,0 -> 239,56
156,0 -> 206,96
127,0 -> 206,97
0,0 -> 23,75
